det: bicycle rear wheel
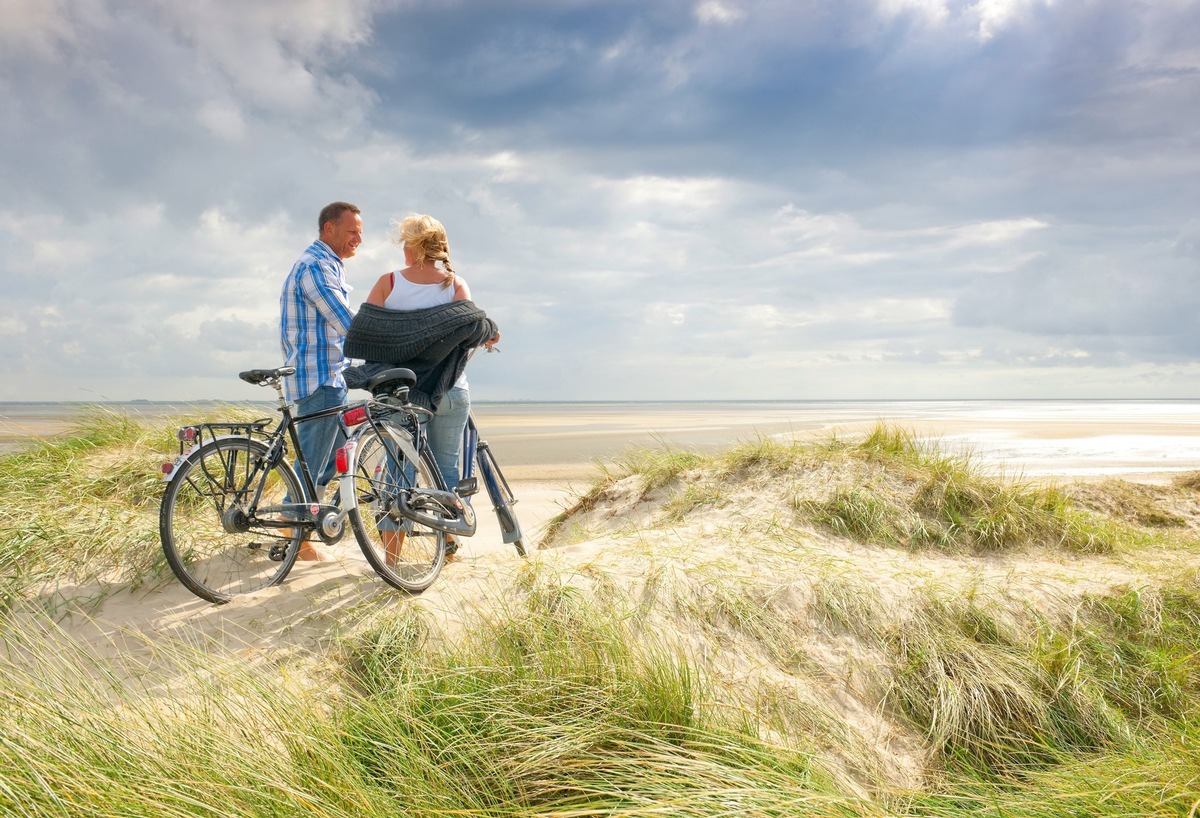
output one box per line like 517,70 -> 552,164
159,437 -> 303,603
348,422 -> 446,593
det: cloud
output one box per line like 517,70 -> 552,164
0,0 -> 81,58
0,0 -> 1197,400
953,243 -> 1200,360
694,1 -> 744,25
1174,219 -> 1200,258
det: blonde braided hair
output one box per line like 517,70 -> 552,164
394,213 -> 455,289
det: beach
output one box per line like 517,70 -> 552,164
6,399 -> 1200,487
6,398 -> 1199,562
470,399 -> 1200,482
7,400 -> 1200,477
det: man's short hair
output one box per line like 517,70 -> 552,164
318,202 -> 361,233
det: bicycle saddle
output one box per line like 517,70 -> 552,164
365,367 -> 417,394
239,366 -> 297,385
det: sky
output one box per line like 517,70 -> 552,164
0,0 -> 1197,403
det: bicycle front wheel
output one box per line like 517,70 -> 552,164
348,422 -> 446,593
159,437 -> 303,603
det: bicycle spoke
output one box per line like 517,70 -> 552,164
160,437 -> 303,603
348,421 -> 446,593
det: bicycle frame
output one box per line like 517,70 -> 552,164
334,404 -> 478,538
159,364 -> 476,603
164,385 -> 362,540
165,367 -> 489,543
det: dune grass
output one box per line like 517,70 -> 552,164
798,424 -> 1126,554
3,414 -> 1200,815
0,582 -> 867,818
528,423 -> 1200,811
0,404 -> 272,610
3,565 -> 1198,816
335,575 -> 862,815
546,423 -> 1134,556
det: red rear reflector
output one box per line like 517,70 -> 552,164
161,462 -> 174,474
343,406 -> 368,426
335,441 -> 356,474
177,426 -> 197,442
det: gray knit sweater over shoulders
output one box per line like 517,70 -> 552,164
343,301 -> 497,411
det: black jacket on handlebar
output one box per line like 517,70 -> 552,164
343,301 -> 498,412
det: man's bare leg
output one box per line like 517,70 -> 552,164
282,527 -> 332,562
383,529 -> 406,567
298,541 -> 332,561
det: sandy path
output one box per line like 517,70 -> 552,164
46,475 -> 579,677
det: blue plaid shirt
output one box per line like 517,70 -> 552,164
280,240 -> 355,401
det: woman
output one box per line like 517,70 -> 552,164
349,214 -> 499,561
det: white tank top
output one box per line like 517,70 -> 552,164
384,271 -> 468,389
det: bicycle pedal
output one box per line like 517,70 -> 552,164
455,477 -> 479,497
268,543 -> 289,561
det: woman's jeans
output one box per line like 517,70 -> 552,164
427,386 -> 470,492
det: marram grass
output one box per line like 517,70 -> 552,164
335,582 -> 861,815
0,405 -> 270,610
1,593 -> 870,817
547,423 -> 1134,555
3,571 -> 1199,816
2,414 -> 1200,815
799,424 -> 1126,554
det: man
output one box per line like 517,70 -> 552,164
279,201 -> 362,561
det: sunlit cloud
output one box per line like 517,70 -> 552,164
0,0 -> 1195,400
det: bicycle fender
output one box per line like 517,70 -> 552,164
382,424 -> 423,467
495,505 -> 524,544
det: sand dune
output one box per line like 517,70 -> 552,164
26,401 -> 1200,671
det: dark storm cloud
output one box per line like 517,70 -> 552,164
362,1 -> 1197,166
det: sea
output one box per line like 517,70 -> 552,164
3,399 -> 1200,480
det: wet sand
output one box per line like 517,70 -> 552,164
471,401 -> 1200,483
5,400 -> 1200,482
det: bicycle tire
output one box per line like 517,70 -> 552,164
159,436 -> 303,604
348,421 -> 446,593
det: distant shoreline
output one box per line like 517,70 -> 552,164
4,399 -> 1199,481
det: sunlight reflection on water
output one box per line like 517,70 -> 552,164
930,432 -> 1200,476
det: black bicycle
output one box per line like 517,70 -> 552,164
158,366 -> 484,603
